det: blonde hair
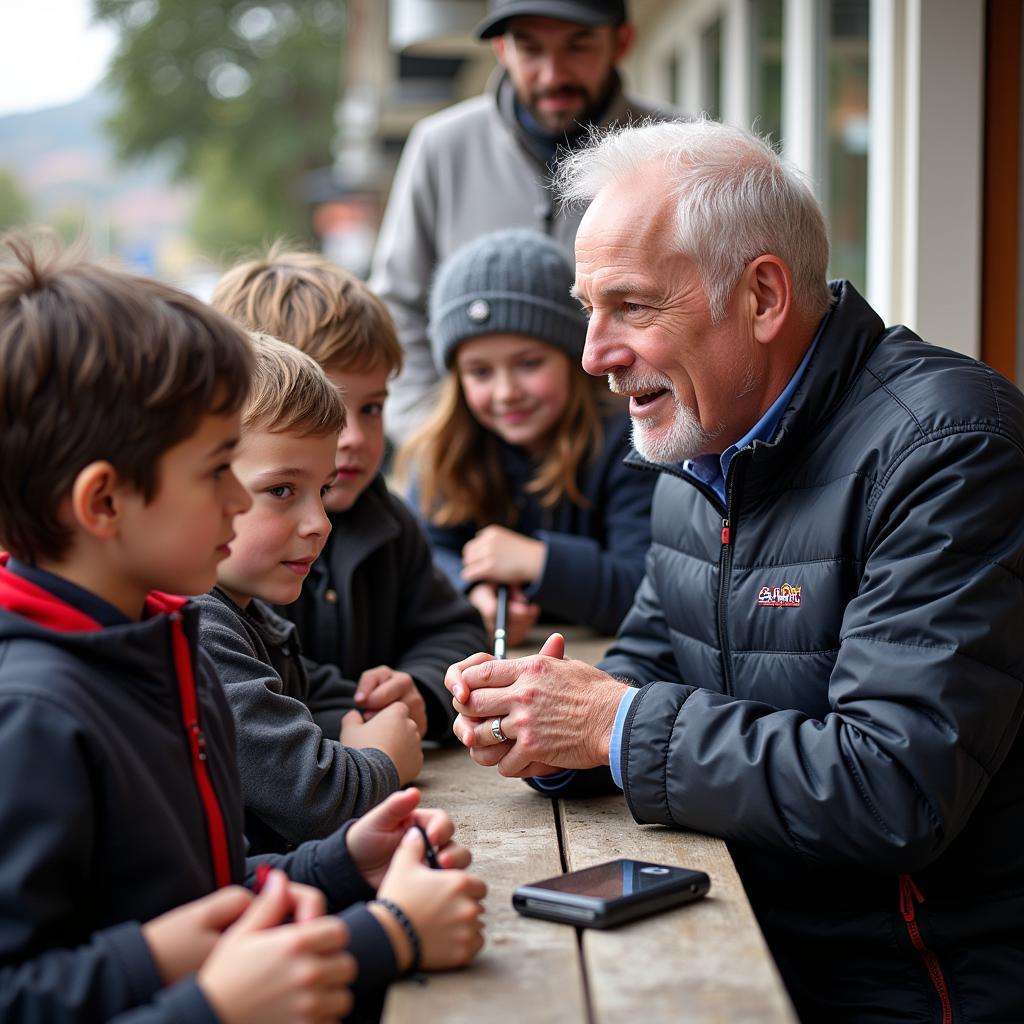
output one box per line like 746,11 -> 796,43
398,364 -> 608,527
243,331 -> 346,437
212,242 -> 402,374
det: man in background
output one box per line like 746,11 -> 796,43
371,0 -> 673,444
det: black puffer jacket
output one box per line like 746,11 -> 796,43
601,282 -> 1024,1022
0,564 -> 394,1023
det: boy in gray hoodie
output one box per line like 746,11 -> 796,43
195,334 -> 423,855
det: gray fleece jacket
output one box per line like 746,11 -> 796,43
370,69 -> 674,443
195,588 -> 399,854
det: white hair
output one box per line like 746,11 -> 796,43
556,118 -> 833,322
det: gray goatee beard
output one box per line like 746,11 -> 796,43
608,369 -> 721,464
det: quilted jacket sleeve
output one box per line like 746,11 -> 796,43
620,427 -> 1024,872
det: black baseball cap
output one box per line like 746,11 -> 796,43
475,0 -> 628,40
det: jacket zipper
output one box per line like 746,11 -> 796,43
899,874 -> 953,1024
169,612 -> 232,888
717,457 -> 746,696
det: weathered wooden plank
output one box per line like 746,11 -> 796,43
383,747 -> 587,1024
559,797 -> 796,1023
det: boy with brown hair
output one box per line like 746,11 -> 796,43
0,235 -> 354,1021
195,334 -> 423,853
0,236 -> 485,1022
212,248 -> 486,742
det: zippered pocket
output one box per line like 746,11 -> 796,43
899,873 -> 954,1024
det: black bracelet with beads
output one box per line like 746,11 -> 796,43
377,898 -> 421,973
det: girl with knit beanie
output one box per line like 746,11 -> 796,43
399,229 -> 656,644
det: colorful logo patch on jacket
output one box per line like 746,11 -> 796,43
757,583 -> 802,608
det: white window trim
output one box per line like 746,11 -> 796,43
781,0 -> 820,179
629,0 -> 730,118
875,0 -> 984,357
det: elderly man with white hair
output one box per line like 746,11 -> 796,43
447,119 -> 1024,1021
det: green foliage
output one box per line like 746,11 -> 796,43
94,0 -> 345,256
0,168 -> 33,230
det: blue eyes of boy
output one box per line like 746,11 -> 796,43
267,485 -> 293,499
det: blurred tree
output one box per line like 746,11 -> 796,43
0,168 -> 33,230
94,0 -> 345,256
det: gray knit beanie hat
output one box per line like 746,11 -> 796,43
429,229 -> 587,373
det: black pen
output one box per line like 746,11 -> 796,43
493,583 -> 509,659
415,823 -> 441,869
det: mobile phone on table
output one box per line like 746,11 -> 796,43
512,858 -> 710,929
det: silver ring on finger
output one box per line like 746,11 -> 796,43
491,717 -> 509,743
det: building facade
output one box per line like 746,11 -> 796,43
332,0 -> 1023,382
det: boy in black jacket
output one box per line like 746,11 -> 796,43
0,235 -> 485,1023
211,248 -> 487,742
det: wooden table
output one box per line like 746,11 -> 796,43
383,629 -> 796,1024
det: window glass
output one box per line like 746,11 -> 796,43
664,49 -> 683,109
702,18 -> 723,119
750,0 -> 783,145
822,0 -> 870,290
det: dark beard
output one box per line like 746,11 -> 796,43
525,74 -> 616,137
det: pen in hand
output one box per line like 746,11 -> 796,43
493,583 -> 509,660
415,823 -> 441,869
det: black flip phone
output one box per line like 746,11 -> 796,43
512,858 -> 710,929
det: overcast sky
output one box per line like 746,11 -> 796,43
0,0 -> 117,117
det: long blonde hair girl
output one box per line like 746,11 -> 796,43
399,366 -> 609,528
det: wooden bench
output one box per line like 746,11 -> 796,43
383,628 -> 796,1023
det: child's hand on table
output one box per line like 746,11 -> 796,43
355,664 -> 427,736
346,787 -> 471,887
197,869 -> 355,1024
341,701 -> 424,784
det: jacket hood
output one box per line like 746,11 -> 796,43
0,558 -> 105,635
